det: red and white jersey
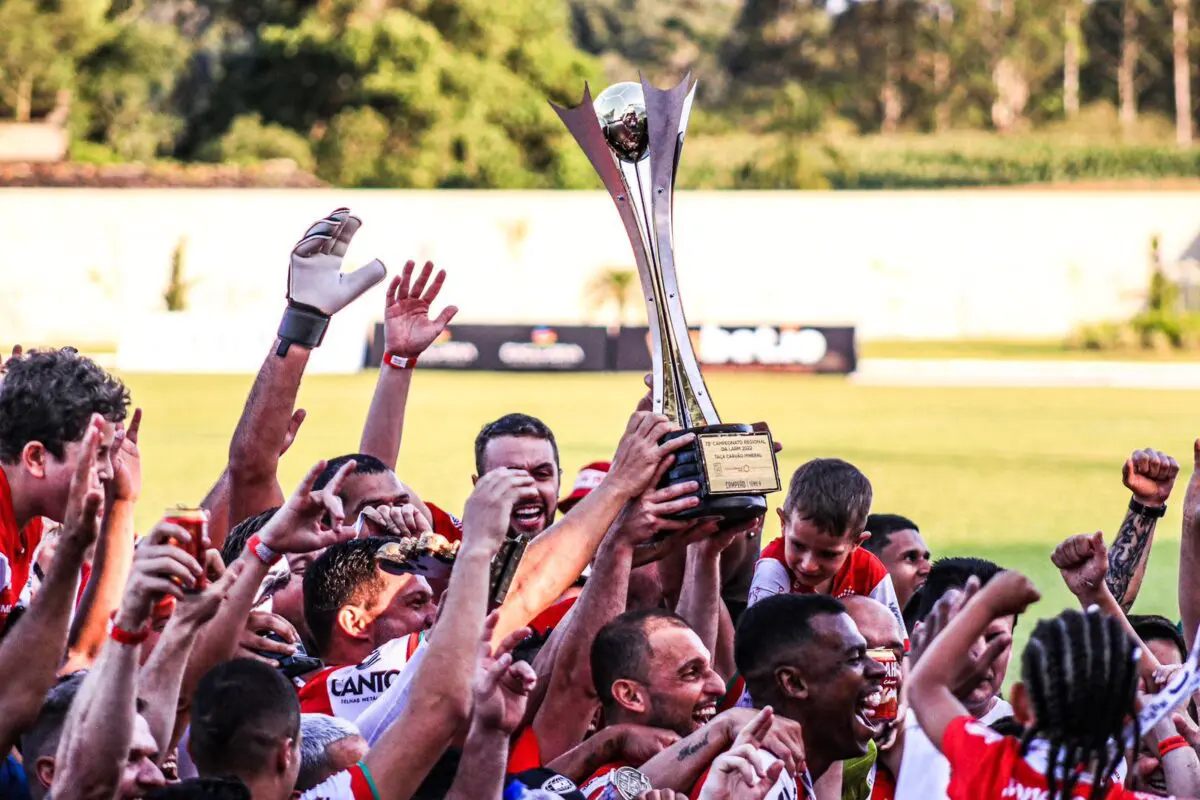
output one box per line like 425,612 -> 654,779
0,468 -> 43,632
300,762 -> 377,800
749,539 -> 906,644
298,632 -> 423,722
942,716 -> 1163,800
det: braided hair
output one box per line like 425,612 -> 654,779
1018,609 -> 1140,800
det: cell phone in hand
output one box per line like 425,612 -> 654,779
256,630 -> 322,680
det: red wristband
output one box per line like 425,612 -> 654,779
110,624 -> 150,646
383,351 -> 418,370
1159,735 -> 1189,758
248,534 -> 282,566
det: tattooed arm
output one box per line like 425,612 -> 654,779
1107,448 -> 1178,612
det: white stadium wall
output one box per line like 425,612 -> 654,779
2,188 -> 1199,354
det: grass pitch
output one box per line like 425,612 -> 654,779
123,370 -> 1198,663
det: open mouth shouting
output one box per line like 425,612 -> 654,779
692,701 -> 718,727
853,686 -> 886,741
511,502 -> 548,535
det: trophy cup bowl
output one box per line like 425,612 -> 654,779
553,78 -> 781,528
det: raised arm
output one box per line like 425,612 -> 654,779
1052,532 -> 1162,683
137,550 -> 242,760
908,573 -> 1040,751
0,422 -> 102,754
532,474 -> 705,761
52,510 -> 211,800
229,208 -> 385,527
676,522 -> 754,681
493,412 -> 695,642
446,628 -> 537,800
183,460 -> 358,703
67,409 -> 142,669
363,468 -> 536,799
359,261 -> 457,466
1107,448 -> 1178,612
1181,440 -> 1200,650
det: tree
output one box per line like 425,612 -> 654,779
1172,0 -> 1191,146
1064,0 -> 1084,117
586,266 -> 639,327
1119,0 -> 1139,136
0,0 -> 108,122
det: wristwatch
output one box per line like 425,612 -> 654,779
604,767 -> 652,800
1129,498 -> 1168,519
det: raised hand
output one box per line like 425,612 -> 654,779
359,503 -> 433,538
287,208 -> 386,317
471,612 -> 537,735
171,554 -> 244,630
718,706 -> 805,779
1051,532 -> 1108,600
1124,448 -> 1179,507
910,577 -> 1014,700
607,412 -> 697,499
979,570 -> 1041,619
117,521 -> 207,629
110,408 -> 142,503
279,409 -> 306,457
462,469 -> 537,557
60,417 -> 105,554
256,460 -> 359,555
384,261 -> 458,358
700,710 -> 786,800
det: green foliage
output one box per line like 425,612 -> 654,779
3,0 -> 1199,188
202,114 -> 315,170
163,237 -> 193,312
585,266 -> 639,324
1069,234 -> 1200,353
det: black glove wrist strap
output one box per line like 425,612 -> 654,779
276,304 -> 330,357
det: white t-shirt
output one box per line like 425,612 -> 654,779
354,639 -> 430,745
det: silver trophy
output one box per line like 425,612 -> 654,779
552,77 -> 781,526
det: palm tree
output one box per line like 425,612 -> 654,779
586,266 -> 640,329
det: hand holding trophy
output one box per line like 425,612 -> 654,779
553,77 -> 781,527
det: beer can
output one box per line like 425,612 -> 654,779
866,647 -> 900,723
163,507 -> 208,590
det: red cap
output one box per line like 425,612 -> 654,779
558,461 -> 610,513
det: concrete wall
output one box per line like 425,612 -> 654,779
2,188 -> 1199,346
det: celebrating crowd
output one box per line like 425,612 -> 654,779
6,208 -> 1200,800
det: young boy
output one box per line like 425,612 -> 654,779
749,458 -> 906,643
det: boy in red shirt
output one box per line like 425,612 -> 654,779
749,458 -> 906,648
909,570 -> 1184,800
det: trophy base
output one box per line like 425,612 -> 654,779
659,423 -> 781,528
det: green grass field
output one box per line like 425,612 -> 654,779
122,370 -> 1198,667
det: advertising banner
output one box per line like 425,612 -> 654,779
370,324 -> 855,374
368,325 -> 610,372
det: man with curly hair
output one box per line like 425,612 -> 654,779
0,348 -> 129,632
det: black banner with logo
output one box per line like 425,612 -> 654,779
368,324 -> 610,372
369,324 -> 856,374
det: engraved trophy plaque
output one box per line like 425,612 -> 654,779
553,76 -> 781,525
